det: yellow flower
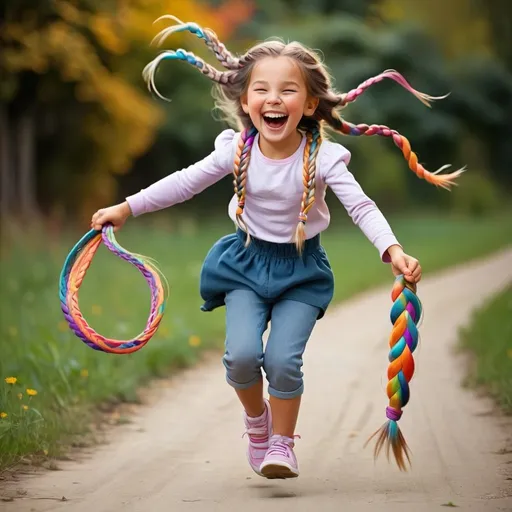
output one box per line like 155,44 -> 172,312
0,412 -> 7,419
80,369 -> 89,378
26,388 -> 37,396
22,405 -> 29,411
92,304 -> 102,315
43,449 -> 48,456
5,377 -> 17,385
17,393 -> 23,400
188,335 -> 201,347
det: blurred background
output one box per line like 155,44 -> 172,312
2,0 -> 512,223
0,0 -> 511,468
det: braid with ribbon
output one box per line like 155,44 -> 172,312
331,116 -> 464,190
321,71 -> 466,190
232,125 -> 257,244
364,275 -> 423,470
150,15 -> 242,70
295,122 -> 321,252
143,47 -> 234,101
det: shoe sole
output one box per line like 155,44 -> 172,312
260,462 -> 299,479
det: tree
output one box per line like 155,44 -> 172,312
0,0 -> 253,221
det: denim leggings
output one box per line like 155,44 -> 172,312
223,289 -> 320,399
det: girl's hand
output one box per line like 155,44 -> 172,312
90,202 -> 132,232
387,245 -> 422,284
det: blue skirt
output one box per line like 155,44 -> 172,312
199,229 -> 334,319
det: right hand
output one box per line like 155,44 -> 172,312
90,202 -> 132,232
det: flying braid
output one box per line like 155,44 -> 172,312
142,48 -> 233,100
338,69 -> 448,109
332,117 -> 465,189
150,15 -> 242,70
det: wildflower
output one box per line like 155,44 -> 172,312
188,335 -> 201,347
5,377 -> 17,385
26,388 -> 38,396
80,369 -> 89,378
0,412 -> 7,419
22,405 -> 29,411
17,393 -> 23,400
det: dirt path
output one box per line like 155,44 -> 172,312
2,249 -> 512,512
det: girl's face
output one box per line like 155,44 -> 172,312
241,56 -> 318,158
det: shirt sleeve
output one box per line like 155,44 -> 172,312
126,129 -> 237,217
320,141 -> 401,262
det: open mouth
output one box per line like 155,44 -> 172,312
262,113 -> 288,130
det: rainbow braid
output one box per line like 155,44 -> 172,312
232,125 -> 257,244
332,70 -> 465,190
295,123 -> 321,252
151,15 -> 242,70
143,47 -> 231,100
365,274 -> 422,470
336,118 -> 465,190
59,224 -> 167,354
339,69 -> 447,108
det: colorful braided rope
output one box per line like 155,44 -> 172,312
59,224 -> 167,354
365,274 -> 423,470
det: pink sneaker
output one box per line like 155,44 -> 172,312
260,434 -> 299,479
243,399 -> 273,476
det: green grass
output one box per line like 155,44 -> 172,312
458,284 -> 512,414
0,211 -> 510,469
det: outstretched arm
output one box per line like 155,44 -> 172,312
126,129 -> 236,217
322,143 -> 421,283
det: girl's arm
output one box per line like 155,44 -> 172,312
321,141 -> 401,263
126,129 -> 236,217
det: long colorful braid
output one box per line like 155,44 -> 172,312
364,275 -> 423,470
59,224 -> 167,354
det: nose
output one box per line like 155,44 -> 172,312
266,93 -> 282,104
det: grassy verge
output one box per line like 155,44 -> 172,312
0,211 -> 510,469
458,284 -> 512,414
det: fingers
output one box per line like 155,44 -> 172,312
405,258 -> 422,284
91,209 -> 105,231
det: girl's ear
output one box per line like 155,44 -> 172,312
241,93 -> 250,114
304,96 -> 319,116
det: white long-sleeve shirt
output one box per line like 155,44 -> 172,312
126,129 -> 400,262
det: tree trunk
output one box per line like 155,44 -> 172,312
17,108 -> 38,219
0,106 -> 14,222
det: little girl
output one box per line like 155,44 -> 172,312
91,16 -> 463,479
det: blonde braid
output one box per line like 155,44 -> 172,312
295,124 -> 322,253
233,126 -> 257,246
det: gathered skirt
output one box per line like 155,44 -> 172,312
199,229 -> 334,319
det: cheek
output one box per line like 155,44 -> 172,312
285,95 -> 306,115
247,93 -> 264,112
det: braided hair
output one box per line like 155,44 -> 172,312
143,17 -> 465,251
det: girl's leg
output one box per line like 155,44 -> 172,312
224,289 -> 273,476
260,299 -> 319,478
263,298 -> 319,436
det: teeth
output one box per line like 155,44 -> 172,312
264,113 -> 287,119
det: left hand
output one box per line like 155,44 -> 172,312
387,245 -> 422,284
